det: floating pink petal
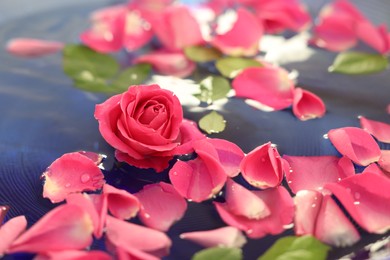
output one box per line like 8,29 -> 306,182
151,5 -> 204,50
9,204 -> 93,253
0,216 -> 27,256
232,66 -> 294,110
283,155 -> 354,194
134,50 -> 196,78
294,190 -> 360,247
325,173 -> 390,233
135,182 -> 187,231
78,151 -> 105,166
215,186 -> 294,238
357,22 -> 390,54
328,127 -> 381,166
292,88 -> 326,121
6,38 -> 64,58
42,152 -> 105,203
103,184 -> 140,220
207,138 -> 245,177
224,179 -> 270,220
105,215 -> 171,258
180,226 -> 247,248
240,142 -> 283,189
35,250 -> 112,260
362,163 -> 386,176
115,246 -> 159,260
360,116 -> 390,144
122,8 -> 154,51
211,8 -> 263,56
169,140 -> 227,202
379,150 -> 390,173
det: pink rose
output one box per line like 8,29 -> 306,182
95,84 -> 199,172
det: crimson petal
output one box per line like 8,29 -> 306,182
0,216 -> 27,256
103,184 -> 140,220
360,116 -> 390,144
292,88 -> 326,121
328,127 -> 381,166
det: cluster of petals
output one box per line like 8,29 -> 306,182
312,0 -> 390,54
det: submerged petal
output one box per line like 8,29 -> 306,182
135,182 -> 187,231
292,88 -> 326,121
6,38 -> 64,57
360,116 -> 390,144
328,127 -> 381,166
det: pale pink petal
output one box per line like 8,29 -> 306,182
42,152 -> 105,203
169,141 -> 227,202
292,88 -> 326,121
134,50 -> 196,78
35,250 -> 112,260
378,150 -> 390,173
294,190 -> 322,236
0,205 -> 9,225
9,204 -> 93,253
211,8 -> 263,56
6,38 -> 64,58
283,155 -> 354,194
135,182 -> 187,232
0,216 -> 27,256
360,116 -> 390,144
207,138 -> 245,177
240,142 -> 283,189
328,127 -> 381,166
103,184 -> 140,220
180,226 -> 247,248
232,67 -> 294,110
325,173 -> 390,233
224,179 -> 270,219
151,5 -> 204,50
105,215 -> 171,258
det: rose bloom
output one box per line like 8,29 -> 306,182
95,84 -> 202,172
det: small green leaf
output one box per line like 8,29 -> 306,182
216,57 -> 262,78
258,236 -> 330,260
329,51 -> 388,75
63,44 -> 120,79
195,75 -> 231,104
111,64 -> 152,92
184,46 -> 223,62
192,247 -> 243,260
199,111 -> 226,134
72,77 -> 112,93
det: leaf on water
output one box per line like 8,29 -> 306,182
192,247 -> 243,260
184,46 -> 223,62
329,51 -> 388,75
258,235 -> 330,260
199,111 -> 226,134
111,64 -> 152,92
216,57 -> 262,78
195,75 -> 231,104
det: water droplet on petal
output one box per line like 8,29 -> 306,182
247,229 -> 253,234
65,183 -> 71,188
323,134 -> 329,139
80,174 -> 91,183
144,213 -> 151,219
354,201 -> 360,205
354,192 -> 361,200
311,204 -> 316,208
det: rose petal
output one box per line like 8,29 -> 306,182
115,246 -> 159,260
9,204 -> 93,253
328,127 -> 381,166
362,163 -> 386,176
357,22 -> 389,54
35,250 -> 112,260
211,8 -> 263,56
78,151 -> 105,166
0,216 -> 27,256
180,226 -> 247,248
224,179 -> 270,220
232,67 -> 294,110
325,173 -> 390,233
103,184 -> 140,220
240,142 -> 283,189
116,151 -> 173,172
360,116 -> 390,144
215,186 -> 294,238
42,152 -> 105,203
294,190 -> 322,236
292,88 -> 326,121
379,150 -> 390,173
122,8 -> 154,51
283,155 -> 354,194
170,119 -> 206,155
105,215 -> 171,258
134,50 -> 196,78
6,38 -> 64,57
207,138 -> 245,177
151,5 -> 204,50
135,182 -> 187,231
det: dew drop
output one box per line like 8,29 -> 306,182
354,201 -> 360,205
65,183 -> 71,188
354,192 -> 361,200
187,199 -> 193,202
80,174 -> 91,183
289,169 -> 293,173
172,171 -> 178,176
337,177 -> 341,181
287,181 -> 292,184
144,213 -> 151,219
311,204 -> 316,208
323,134 -> 329,139
247,229 -> 253,234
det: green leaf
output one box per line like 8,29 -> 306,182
216,57 -> 262,78
258,236 -> 330,260
195,76 -> 231,104
111,64 -> 152,92
192,247 -> 243,260
199,111 -> 226,134
63,44 -> 120,79
329,51 -> 388,75
184,46 -> 223,62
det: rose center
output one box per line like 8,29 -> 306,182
139,103 -> 167,130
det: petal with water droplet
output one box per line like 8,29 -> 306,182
360,116 -> 390,144
103,184 -> 140,220
292,88 -> 326,121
